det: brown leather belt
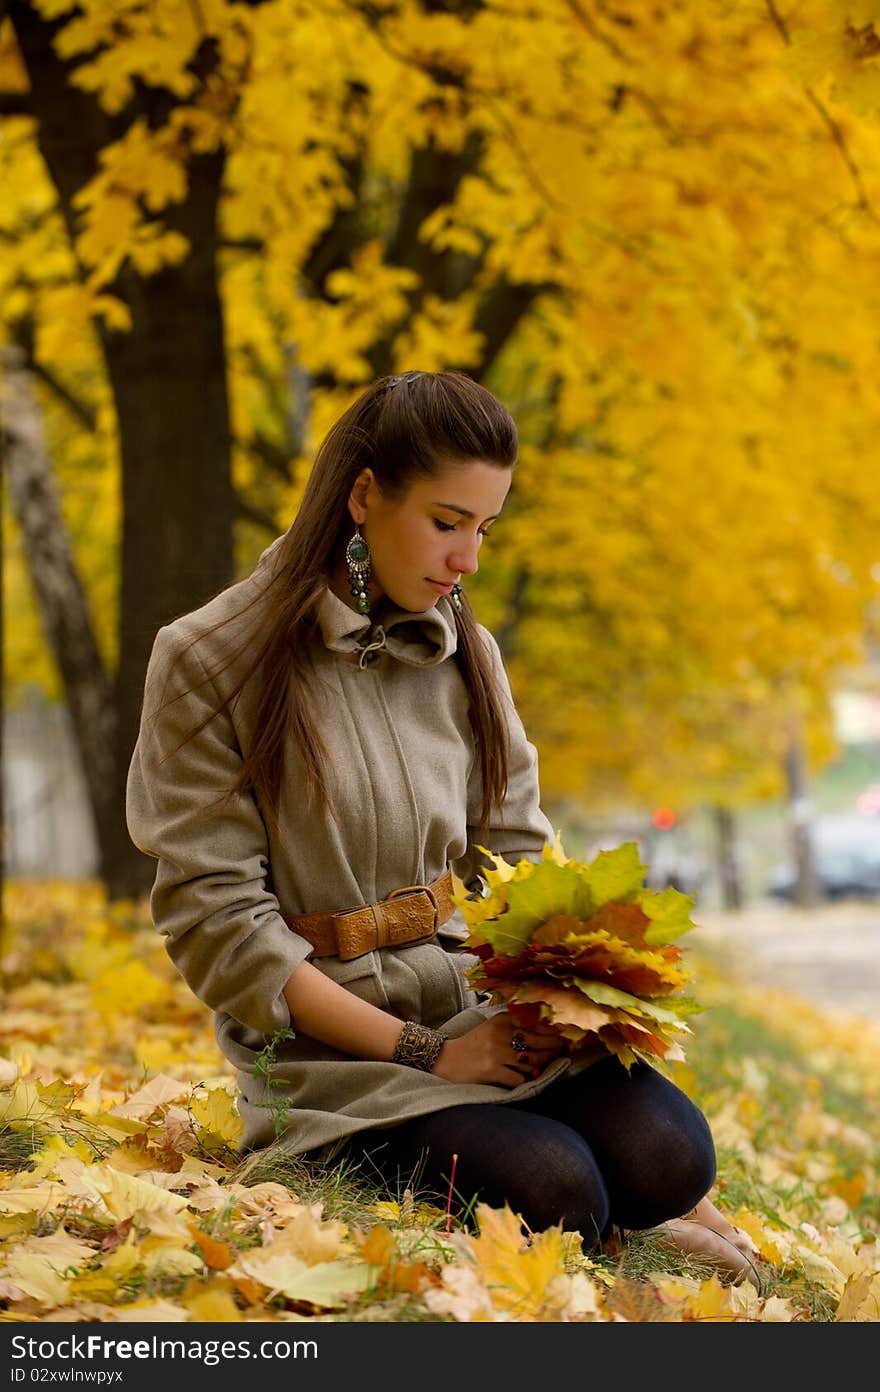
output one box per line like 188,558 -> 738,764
284,871 -> 456,962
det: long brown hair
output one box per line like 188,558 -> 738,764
164,370 -> 520,840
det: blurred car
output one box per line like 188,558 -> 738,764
768,812 -> 880,901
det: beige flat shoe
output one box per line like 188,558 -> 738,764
653,1215 -> 765,1295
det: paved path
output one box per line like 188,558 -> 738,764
692,899 -> 880,1026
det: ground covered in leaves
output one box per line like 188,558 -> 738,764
1,881 -> 879,1323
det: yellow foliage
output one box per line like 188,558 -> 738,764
836,1270 -> 880,1321
0,1226 -> 94,1308
183,1283 -> 243,1321
1,883 -> 879,1322
190,1086 -> 244,1151
232,1245 -> 373,1307
0,1080 -> 61,1129
464,1203 -> 572,1319
4,0 -> 880,815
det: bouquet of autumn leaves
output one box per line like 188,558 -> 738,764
451,834 -> 702,1070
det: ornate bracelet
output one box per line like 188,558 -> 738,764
392,1020 -> 447,1072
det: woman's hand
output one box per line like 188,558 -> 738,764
431,1011 -> 565,1087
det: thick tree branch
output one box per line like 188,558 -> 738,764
9,321 -> 99,432
29,361 -> 98,434
0,93 -> 33,116
472,277 -> 552,378
301,82 -> 371,291
242,433 -> 293,483
220,237 -> 264,253
235,495 -> 281,536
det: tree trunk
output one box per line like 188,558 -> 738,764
783,729 -> 821,908
102,169 -> 234,900
1,346 -> 117,880
11,4 -> 235,899
712,804 -> 743,910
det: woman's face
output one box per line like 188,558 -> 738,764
344,458 -> 512,613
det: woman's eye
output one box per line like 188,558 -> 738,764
433,519 -> 492,537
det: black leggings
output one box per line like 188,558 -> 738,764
339,1057 -> 716,1247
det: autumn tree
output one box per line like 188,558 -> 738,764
2,0 -> 880,900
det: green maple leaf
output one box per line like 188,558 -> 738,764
572,978 -> 693,1025
582,842 -> 647,908
637,886 -> 698,944
474,861 -> 593,956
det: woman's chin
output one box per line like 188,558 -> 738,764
384,585 -> 438,613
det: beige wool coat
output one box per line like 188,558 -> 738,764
126,531 -> 573,1159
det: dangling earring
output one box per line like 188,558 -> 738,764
451,583 -> 463,613
346,527 -> 372,615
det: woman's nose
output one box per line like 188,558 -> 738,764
449,537 -> 480,576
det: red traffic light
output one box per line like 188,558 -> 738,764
652,806 -> 677,831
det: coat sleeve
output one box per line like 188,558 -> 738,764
451,626 -> 556,892
125,623 -> 314,1036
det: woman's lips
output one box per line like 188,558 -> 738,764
426,579 -> 454,593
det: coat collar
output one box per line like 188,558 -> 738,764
315,584 -> 458,669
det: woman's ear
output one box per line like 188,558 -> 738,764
348,468 -> 375,523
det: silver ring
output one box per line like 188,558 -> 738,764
511,1033 -> 528,1054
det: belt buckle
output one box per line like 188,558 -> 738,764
384,882 -> 440,944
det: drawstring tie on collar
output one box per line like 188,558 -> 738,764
356,625 -> 387,669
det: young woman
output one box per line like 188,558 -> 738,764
126,370 -> 761,1285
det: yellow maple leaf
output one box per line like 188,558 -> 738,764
0,1183 -> 68,1216
233,1248 -> 372,1307
29,1133 -> 96,1179
654,1271 -> 750,1322
138,1239 -> 203,1278
0,1228 -> 94,1308
836,1270 -> 880,1322
792,1240 -> 847,1295
0,1080 -> 61,1127
0,1253 -> 70,1307
280,1205 -> 347,1265
190,1086 -> 243,1150
0,1213 -> 37,1241
129,226 -> 189,276
761,1295 -> 798,1322
729,1207 -> 784,1265
74,192 -> 138,280
68,1269 -> 125,1301
684,1274 -> 740,1321
183,1285 -> 243,1322
89,961 -> 166,1022
468,1203 -> 569,1320
93,1166 -> 189,1227
111,1074 -> 190,1120
103,1139 -> 164,1176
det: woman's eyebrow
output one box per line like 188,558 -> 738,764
432,502 -> 502,520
